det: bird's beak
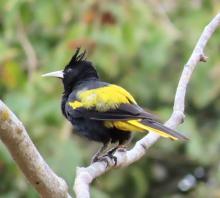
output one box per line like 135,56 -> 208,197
41,70 -> 64,79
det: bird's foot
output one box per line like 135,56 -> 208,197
91,145 -> 127,167
103,152 -> 118,167
91,152 -> 117,167
99,153 -> 117,168
91,153 -> 112,166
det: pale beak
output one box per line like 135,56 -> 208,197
41,70 -> 64,78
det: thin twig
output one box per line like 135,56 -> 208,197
73,12 -> 220,198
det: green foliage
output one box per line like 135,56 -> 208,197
0,0 -> 220,197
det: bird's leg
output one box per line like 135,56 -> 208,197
106,143 -> 119,156
91,140 -> 111,163
92,141 -> 128,167
107,140 -> 128,155
104,142 -> 128,166
93,142 -> 118,167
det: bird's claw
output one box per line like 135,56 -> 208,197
91,145 -> 127,167
91,153 -> 118,167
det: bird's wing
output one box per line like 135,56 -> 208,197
67,84 -> 158,120
67,84 -> 188,141
71,84 -> 138,111
68,103 -> 159,120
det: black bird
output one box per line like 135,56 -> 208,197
42,48 -> 187,163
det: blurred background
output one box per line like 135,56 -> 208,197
0,0 -> 220,197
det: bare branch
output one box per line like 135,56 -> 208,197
74,12 -> 220,198
0,100 -> 72,198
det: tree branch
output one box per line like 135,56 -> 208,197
73,12 -> 220,198
0,101 -> 72,198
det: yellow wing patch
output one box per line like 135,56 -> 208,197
104,120 -> 145,132
68,101 -> 83,109
69,85 -> 137,111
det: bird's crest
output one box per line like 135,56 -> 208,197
65,48 -> 87,70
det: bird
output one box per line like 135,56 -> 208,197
42,48 -> 188,164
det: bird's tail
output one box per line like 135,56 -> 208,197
126,119 -> 188,141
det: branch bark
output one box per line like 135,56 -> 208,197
0,101 -> 72,198
74,12 -> 220,198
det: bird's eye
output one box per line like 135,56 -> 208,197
66,68 -> 72,73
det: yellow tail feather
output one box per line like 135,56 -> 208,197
104,119 -> 178,140
127,120 -> 178,140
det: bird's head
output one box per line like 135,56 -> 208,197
42,48 -> 99,92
